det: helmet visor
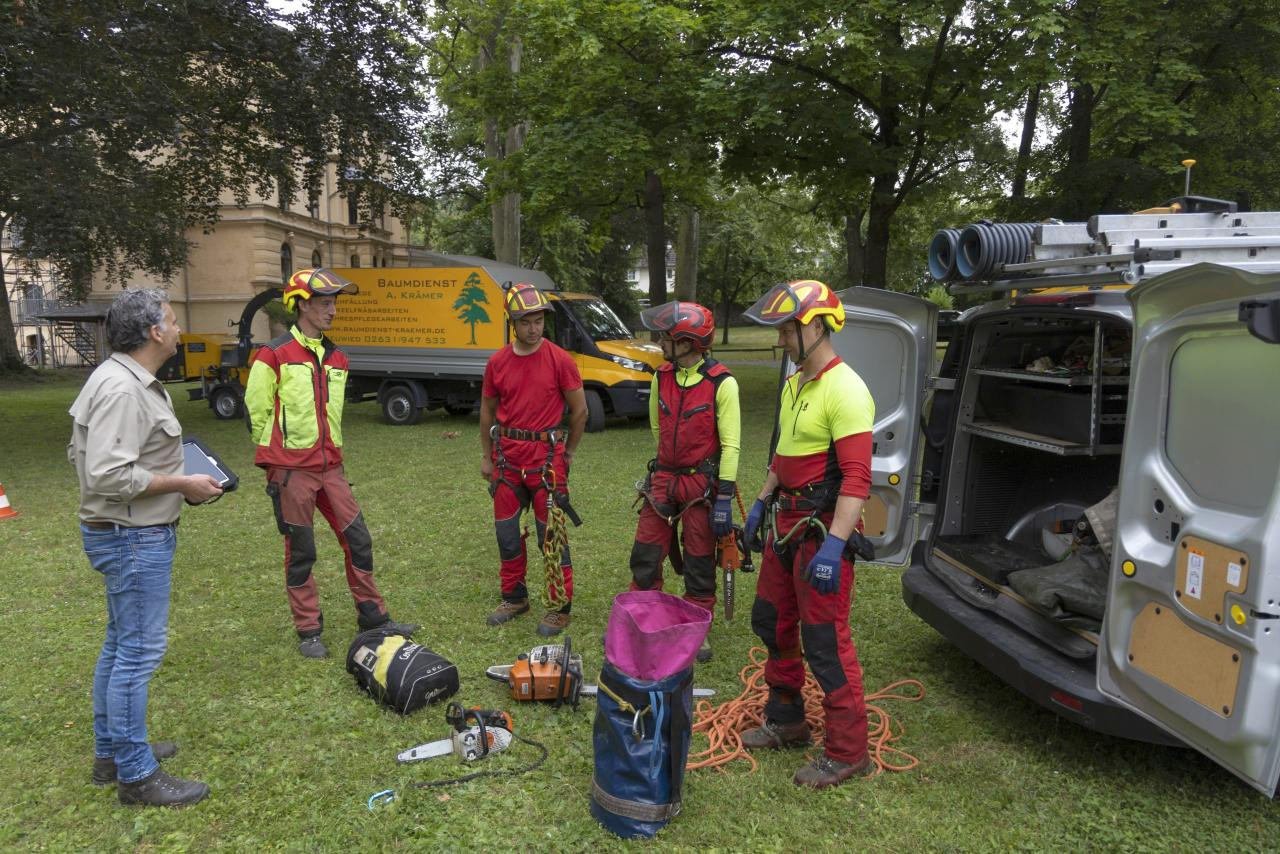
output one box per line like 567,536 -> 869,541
742,283 -> 805,327
639,301 -> 693,334
303,268 -> 359,297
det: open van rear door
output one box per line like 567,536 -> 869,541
1098,264 -> 1280,796
830,287 -> 938,566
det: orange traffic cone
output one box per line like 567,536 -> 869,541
0,482 -> 19,520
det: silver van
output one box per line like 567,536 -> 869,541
828,201 -> 1280,795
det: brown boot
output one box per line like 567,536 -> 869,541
536,610 -> 570,637
739,718 -> 812,750
793,753 -> 872,790
486,599 -> 530,626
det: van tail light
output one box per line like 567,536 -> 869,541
1050,690 -> 1085,712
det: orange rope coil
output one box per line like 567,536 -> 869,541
687,646 -> 925,777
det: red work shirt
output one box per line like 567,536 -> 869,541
483,340 -> 583,467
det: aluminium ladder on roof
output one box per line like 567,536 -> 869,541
949,210 -> 1280,295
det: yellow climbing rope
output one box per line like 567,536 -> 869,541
541,469 -> 570,610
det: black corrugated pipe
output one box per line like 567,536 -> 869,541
956,221 -> 1036,280
927,228 -> 963,282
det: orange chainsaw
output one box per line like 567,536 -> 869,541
716,524 -> 753,621
484,637 -> 716,705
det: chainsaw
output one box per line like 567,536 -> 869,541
484,637 -> 585,708
716,524 -> 754,622
370,702 -> 549,808
396,702 -> 514,763
484,637 -> 717,703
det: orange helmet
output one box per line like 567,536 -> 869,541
282,268 -> 358,311
743,279 -> 845,332
504,282 -> 551,319
640,301 -> 715,351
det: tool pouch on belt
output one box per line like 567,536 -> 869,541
590,661 -> 694,840
845,529 -> 876,562
346,627 -> 459,715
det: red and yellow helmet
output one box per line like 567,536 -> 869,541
743,279 -> 845,332
282,268 -> 359,311
504,282 -> 551,319
640,301 -> 715,351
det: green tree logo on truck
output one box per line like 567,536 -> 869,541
453,273 -> 491,344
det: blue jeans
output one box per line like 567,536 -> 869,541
81,523 -> 176,784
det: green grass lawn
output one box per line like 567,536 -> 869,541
1,364 -> 1277,851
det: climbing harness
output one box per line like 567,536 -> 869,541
491,424 -> 579,610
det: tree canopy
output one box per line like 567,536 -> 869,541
0,0 -> 428,371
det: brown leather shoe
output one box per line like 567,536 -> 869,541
536,610 -> 571,637
792,753 -> 872,790
740,718 -> 812,750
486,599 -> 530,626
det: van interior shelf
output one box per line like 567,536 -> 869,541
970,367 -> 1128,387
962,420 -> 1123,456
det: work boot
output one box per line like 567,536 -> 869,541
298,636 -> 329,659
695,638 -> 713,663
536,610 -> 571,637
487,599 -> 530,626
793,753 -> 872,790
740,718 -> 812,751
92,741 -> 179,786
379,620 -> 419,637
117,768 -> 210,807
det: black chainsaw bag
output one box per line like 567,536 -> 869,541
346,628 -> 459,715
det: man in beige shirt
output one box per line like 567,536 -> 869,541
69,288 -> 222,808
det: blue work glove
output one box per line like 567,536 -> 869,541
711,481 -> 735,538
803,534 -> 848,595
743,499 -> 766,552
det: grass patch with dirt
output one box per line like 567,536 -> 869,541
0,360 -> 1276,851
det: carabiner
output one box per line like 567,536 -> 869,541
367,789 -> 396,811
631,707 -> 646,741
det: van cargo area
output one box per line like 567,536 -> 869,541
906,304 -> 1179,743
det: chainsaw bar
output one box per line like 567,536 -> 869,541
488,665 -> 715,698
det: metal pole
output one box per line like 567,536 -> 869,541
1182,159 -> 1196,196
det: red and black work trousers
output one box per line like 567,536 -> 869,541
266,466 -> 389,638
490,454 -> 573,609
629,470 -> 716,615
751,506 -> 869,764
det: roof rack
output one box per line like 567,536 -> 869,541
932,205 -> 1280,295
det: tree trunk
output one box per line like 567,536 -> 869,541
0,257 -> 28,374
862,176 -> 896,289
1011,83 -> 1041,199
1059,80 -> 1095,220
644,170 -> 667,312
673,208 -> 698,301
843,209 -> 866,286
483,36 -> 524,265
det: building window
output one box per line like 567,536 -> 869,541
381,256 -> 389,267
311,249 -> 322,267
281,243 -> 293,282
350,254 -> 360,268
347,195 -> 359,226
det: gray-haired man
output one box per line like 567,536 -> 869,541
69,288 -> 222,807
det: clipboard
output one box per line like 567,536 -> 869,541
182,436 -> 238,493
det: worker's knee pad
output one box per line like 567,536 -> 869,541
343,512 -> 374,572
286,526 -> 316,587
682,553 -> 715,599
629,541 -> 665,589
495,514 -> 524,561
800,622 -> 848,695
751,597 -> 779,651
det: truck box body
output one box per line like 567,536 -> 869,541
328,255 -> 661,428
